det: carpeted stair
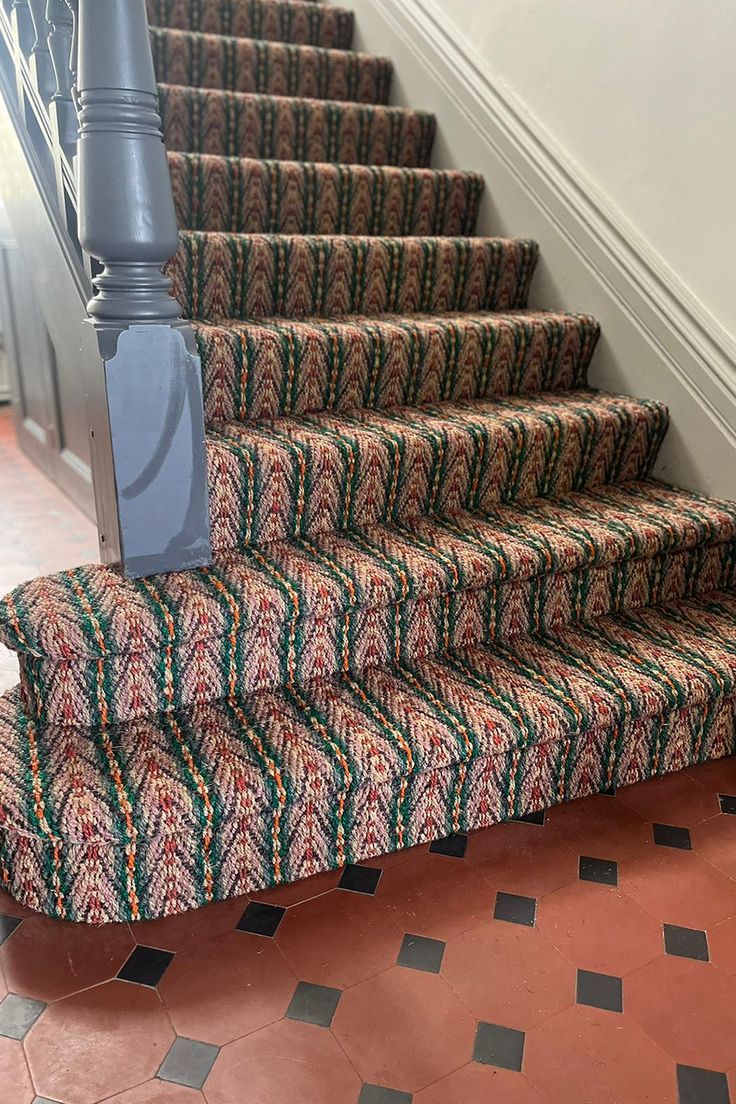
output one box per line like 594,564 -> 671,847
0,0 -> 735,923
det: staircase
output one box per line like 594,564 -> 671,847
0,0 -> 735,924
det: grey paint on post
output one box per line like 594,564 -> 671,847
105,325 -> 212,579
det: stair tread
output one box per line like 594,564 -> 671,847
151,25 -> 392,104
158,82 -> 437,165
170,231 -> 538,320
1,587 -> 734,848
4,480 -> 734,665
146,0 -> 355,50
167,151 -> 485,236
206,389 -> 668,551
194,309 -> 600,422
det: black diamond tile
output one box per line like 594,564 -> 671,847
117,945 -> 174,987
0,914 -> 22,946
397,933 -> 445,974
0,993 -> 46,1040
359,1086 -> 413,1104
33,1098 -> 62,1104
664,923 -> 709,962
576,969 -> 623,1013
286,981 -> 341,1028
428,832 -> 468,858
677,1064 -> 730,1104
473,1021 -> 525,1072
494,891 -> 536,927
338,864 -> 382,895
579,855 -> 618,886
719,794 -> 736,816
601,785 -> 617,796
157,1037 -> 219,1090
512,809 -> 546,826
653,823 -> 692,850
236,901 -> 286,937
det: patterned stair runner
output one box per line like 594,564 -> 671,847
0,0 -> 735,922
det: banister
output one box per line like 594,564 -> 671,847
0,0 -> 213,578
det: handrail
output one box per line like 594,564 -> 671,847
0,0 -> 212,578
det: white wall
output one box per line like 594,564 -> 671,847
347,0 -> 736,498
424,0 -> 736,340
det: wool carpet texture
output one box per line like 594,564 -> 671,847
1,0 -> 735,922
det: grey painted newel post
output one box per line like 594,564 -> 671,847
75,0 -> 212,579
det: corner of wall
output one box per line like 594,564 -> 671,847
349,0 -> 736,498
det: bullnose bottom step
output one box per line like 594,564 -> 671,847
0,589 -> 734,923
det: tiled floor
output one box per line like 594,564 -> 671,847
2,406 -> 736,1104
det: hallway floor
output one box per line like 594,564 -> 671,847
1,405 -> 736,1104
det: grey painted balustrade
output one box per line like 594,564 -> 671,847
1,0 -> 213,578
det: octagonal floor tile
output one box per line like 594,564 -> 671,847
130,897 -> 247,954
618,846 -> 736,929
376,853 -> 493,941
0,1036 -> 33,1103
536,880 -> 663,975
442,919 -> 574,1029
465,820 -> 578,898
544,794 -> 650,861
685,756 -> 736,793
203,1019 -> 360,1104
690,814 -> 736,879
413,1062 -> 546,1103
616,773 -> 719,828
0,916 -> 135,1004
158,930 -> 296,1047
25,979 -> 174,1104
332,966 -> 475,1093
524,1003 -> 674,1104
626,954 -> 736,1072
276,889 -> 402,989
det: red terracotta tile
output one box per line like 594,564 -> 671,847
105,1082 -> 204,1103
414,1063 -> 546,1104
276,889 -> 402,989
465,820 -> 578,897
685,755 -> 736,793
690,814 -> 736,879
158,930 -> 296,1046
536,881 -> 663,975
250,869 -> 341,908
626,954 -> 736,1071
442,920 -> 574,1029
131,897 -> 247,953
376,853 -> 493,940
359,843 -> 429,870
709,916 -> 736,975
0,1037 -> 33,1104
524,1003 -> 674,1104
0,916 -> 135,1003
25,979 -> 174,1104
332,966 -> 475,1093
616,772 -> 719,827
619,844 -> 736,929
203,1019 -> 361,1104
544,793 -> 650,860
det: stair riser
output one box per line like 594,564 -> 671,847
169,234 -> 538,321
151,27 -> 392,104
3,626 -> 735,921
158,84 -> 436,165
147,0 -> 355,50
197,313 -> 600,423
169,154 -> 484,236
207,396 -> 668,551
18,541 -> 736,729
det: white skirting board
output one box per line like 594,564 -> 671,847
347,0 -> 736,499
